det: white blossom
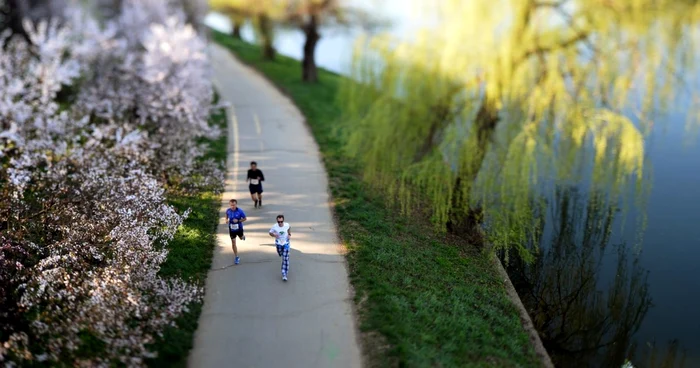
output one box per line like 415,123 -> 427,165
0,0 -> 223,365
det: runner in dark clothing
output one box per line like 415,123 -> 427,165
247,161 -> 265,208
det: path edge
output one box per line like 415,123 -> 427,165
208,43 -> 370,367
491,255 -> 555,368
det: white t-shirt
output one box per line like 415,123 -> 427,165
270,222 -> 290,246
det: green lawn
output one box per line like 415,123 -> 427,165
146,104 -> 227,367
212,30 -> 541,368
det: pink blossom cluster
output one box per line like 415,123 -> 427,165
0,0 -> 221,366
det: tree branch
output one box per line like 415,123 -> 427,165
519,31 -> 590,65
535,0 -> 566,7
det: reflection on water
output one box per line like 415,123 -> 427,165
501,185 -> 692,368
637,340 -> 688,368
502,187 -> 651,367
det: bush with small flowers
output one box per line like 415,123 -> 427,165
0,0 -> 221,366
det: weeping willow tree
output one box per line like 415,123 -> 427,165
339,0 -> 700,260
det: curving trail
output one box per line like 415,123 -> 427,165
188,44 -> 362,368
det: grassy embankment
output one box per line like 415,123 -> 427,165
146,102 -> 227,367
212,30 -> 541,368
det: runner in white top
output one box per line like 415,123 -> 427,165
269,214 -> 292,281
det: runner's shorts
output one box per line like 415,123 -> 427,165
249,183 -> 263,194
229,229 -> 244,239
229,223 -> 244,239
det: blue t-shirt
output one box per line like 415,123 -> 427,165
226,208 -> 246,231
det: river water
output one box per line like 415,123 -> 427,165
205,6 -> 700,367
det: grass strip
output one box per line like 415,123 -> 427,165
147,102 -> 227,368
212,30 -> 541,368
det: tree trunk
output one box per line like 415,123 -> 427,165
262,39 -> 275,60
257,14 -> 275,60
230,15 -> 243,39
302,15 -> 320,83
446,4 -> 532,238
446,98 -> 499,235
232,22 -> 242,39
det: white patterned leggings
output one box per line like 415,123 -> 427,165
276,242 -> 290,276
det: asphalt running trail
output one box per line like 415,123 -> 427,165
188,44 -> 362,368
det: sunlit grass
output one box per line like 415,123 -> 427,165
212,30 -> 541,367
147,101 -> 227,368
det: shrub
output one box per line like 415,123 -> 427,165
0,1 -> 221,366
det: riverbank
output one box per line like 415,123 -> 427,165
211,29 -> 543,367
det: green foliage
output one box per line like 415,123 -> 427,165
212,30 -> 541,367
76,330 -> 108,360
339,0 -> 700,260
147,103 -> 226,368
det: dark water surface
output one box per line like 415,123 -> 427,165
510,115 -> 700,368
502,111 -> 700,366
205,11 -> 700,367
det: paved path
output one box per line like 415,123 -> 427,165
188,44 -> 362,368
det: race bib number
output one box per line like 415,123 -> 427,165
229,223 -> 239,231
250,179 -> 259,185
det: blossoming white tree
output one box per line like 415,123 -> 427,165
0,0 -> 221,365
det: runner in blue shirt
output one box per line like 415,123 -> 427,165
226,199 -> 247,265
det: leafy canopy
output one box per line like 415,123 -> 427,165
340,0 -> 700,259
